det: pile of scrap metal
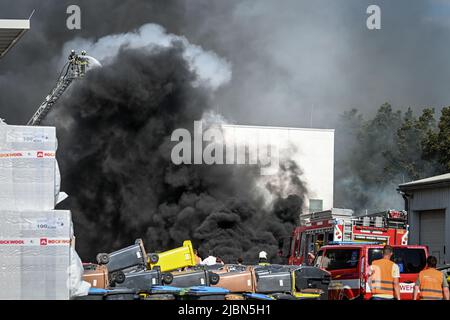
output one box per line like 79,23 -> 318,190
77,239 -> 331,300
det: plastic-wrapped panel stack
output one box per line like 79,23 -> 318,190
0,125 -> 58,210
0,210 -> 72,299
0,123 -> 85,299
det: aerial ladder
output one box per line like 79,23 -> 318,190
27,50 -> 99,126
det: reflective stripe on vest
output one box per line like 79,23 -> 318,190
419,269 -> 444,300
371,259 -> 394,296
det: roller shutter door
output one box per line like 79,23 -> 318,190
419,210 -> 445,264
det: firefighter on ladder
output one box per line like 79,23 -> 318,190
79,50 -> 88,76
68,49 -> 76,62
68,50 -> 77,72
413,256 -> 449,300
368,245 -> 401,300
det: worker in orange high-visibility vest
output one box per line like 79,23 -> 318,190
369,245 -> 401,300
413,256 -> 449,300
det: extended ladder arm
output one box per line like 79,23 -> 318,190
27,53 -> 91,126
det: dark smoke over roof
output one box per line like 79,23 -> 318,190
2,0 -> 450,238
51,45 -> 305,262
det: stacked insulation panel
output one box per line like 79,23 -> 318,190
0,123 -> 81,299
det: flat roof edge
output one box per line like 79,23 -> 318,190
0,19 -> 30,29
398,180 -> 450,191
221,124 -> 335,132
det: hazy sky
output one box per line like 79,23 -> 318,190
1,0 -> 450,128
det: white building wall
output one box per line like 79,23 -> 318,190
221,125 -> 334,213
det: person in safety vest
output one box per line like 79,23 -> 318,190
413,256 -> 449,300
258,251 -> 270,266
79,50 -> 88,76
368,245 -> 401,300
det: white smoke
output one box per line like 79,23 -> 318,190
201,110 -> 229,126
62,23 -> 232,91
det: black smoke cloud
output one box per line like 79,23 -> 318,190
3,1 -> 450,128
0,0 -> 184,124
52,45 -> 305,263
3,0 -> 450,223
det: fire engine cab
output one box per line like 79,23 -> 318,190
312,244 -> 428,300
288,208 -> 409,266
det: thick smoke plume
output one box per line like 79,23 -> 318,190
51,27 -> 306,263
3,1 -> 450,215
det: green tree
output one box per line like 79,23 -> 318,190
423,107 -> 450,172
335,103 -> 403,211
388,107 -> 438,180
335,104 -> 440,212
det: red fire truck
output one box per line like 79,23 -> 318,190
286,208 -> 429,300
288,208 -> 409,266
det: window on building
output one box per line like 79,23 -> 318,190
309,199 -> 323,213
